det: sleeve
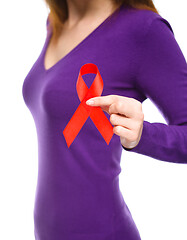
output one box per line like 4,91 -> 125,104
121,15 -> 187,164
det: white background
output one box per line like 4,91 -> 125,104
0,0 -> 187,239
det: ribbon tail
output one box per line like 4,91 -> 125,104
63,104 -> 89,147
90,107 -> 113,145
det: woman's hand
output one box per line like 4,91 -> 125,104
86,95 -> 144,149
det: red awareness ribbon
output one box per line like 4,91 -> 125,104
63,63 -> 114,148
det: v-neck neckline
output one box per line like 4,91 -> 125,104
42,3 -> 125,73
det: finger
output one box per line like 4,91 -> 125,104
113,125 -> 139,148
86,95 -> 116,107
109,97 -> 142,119
110,113 -> 136,130
113,125 -> 132,139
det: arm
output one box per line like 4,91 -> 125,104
122,15 -> 187,164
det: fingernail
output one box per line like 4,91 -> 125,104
86,99 -> 94,105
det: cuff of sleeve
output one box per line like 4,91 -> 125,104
121,120 -> 151,152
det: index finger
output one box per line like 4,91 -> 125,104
86,94 -> 140,118
86,95 -> 116,106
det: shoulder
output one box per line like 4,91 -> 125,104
119,5 -> 174,40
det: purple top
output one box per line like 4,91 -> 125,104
22,3 -> 187,240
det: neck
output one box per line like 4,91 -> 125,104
65,0 -> 120,27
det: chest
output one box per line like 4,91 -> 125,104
44,18 -> 116,71
22,14 -> 146,121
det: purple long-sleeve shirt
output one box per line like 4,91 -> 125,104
22,3 -> 187,240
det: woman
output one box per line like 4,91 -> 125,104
22,0 -> 187,239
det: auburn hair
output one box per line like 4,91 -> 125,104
44,0 -> 159,43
